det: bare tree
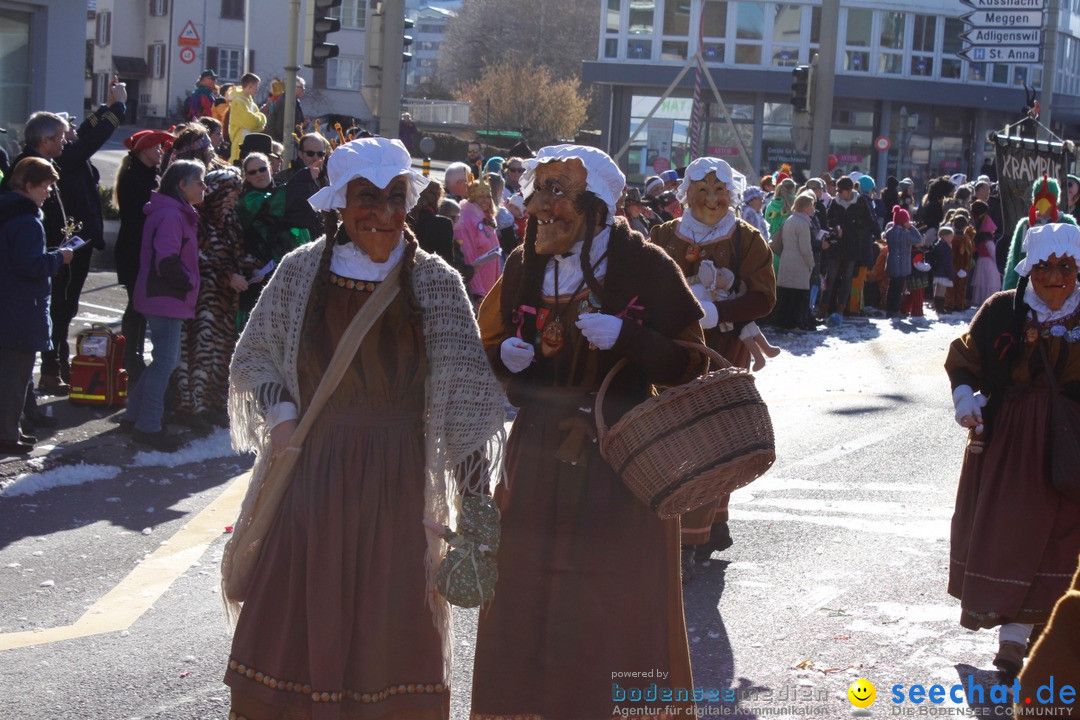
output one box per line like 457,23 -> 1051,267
456,61 -> 589,144
438,0 -> 599,90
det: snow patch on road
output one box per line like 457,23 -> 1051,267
130,428 -> 236,467
0,464 -> 122,497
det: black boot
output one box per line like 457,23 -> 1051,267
934,297 -> 946,314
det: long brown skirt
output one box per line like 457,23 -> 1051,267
471,402 -> 693,720
225,409 -> 448,720
949,385 -> 1080,630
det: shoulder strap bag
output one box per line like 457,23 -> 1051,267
224,260 -> 403,602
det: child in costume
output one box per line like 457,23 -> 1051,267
930,225 -> 956,314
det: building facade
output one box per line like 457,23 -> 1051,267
583,0 -> 1080,188
86,0 -> 376,128
1,0 -> 88,149
405,2 -> 455,93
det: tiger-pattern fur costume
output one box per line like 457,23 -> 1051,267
174,168 -> 261,424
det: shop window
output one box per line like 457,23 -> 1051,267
912,15 -> 935,53
772,47 -> 799,67
941,59 -> 961,80
880,12 -> 905,51
662,41 -> 688,60
845,51 -> 869,72
735,2 -> 763,41
702,1 -> 727,38
992,64 -> 1009,84
846,8 -> 871,47
879,53 -> 903,75
772,4 -> 801,44
967,62 -> 987,83
910,56 -> 933,77
607,0 -> 621,33
663,0 -> 689,36
627,39 -> 652,59
629,0 -> 654,36
735,44 -> 761,65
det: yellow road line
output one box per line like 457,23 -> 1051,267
0,472 -> 250,652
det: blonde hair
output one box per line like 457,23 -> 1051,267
793,193 -> 815,214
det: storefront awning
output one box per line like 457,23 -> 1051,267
113,56 -> 148,78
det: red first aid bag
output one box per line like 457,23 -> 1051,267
69,324 -> 128,406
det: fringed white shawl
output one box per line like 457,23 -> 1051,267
223,237 -> 506,686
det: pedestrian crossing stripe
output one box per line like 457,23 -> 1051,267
0,472 -> 249,651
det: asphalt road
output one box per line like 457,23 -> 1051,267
2,297 -> 1038,719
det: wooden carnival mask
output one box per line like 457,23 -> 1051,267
687,171 -> 730,227
527,158 -> 589,256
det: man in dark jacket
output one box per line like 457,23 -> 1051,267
47,84 -> 126,392
823,175 -> 878,316
281,132 -> 329,241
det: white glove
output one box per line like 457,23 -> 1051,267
691,283 -> 720,329
500,337 -> 535,373
111,81 -> 128,104
914,260 -> 932,272
575,313 -> 623,350
952,384 -> 988,434
957,269 -> 968,278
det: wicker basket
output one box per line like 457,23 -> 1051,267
595,341 -> 775,519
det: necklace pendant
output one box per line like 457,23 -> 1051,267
541,316 -> 565,357
685,244 -> 702,263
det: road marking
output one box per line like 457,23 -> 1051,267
78,301 -> 126,314
0,472 -> 250,652
785,430 -> 891,468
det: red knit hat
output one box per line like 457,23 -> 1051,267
892,205 -> 910,225
124,130 -> 175,154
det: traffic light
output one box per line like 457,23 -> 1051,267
402,18 -> 414,64
791,65 -> 812,113
304,0 -> 342,68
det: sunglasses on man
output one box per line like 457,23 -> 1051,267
302,150 -> 326,158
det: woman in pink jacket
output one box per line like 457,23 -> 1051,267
455,175 -> 500,303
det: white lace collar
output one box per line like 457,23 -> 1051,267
541,226 -> 610,297
676,210 -> 736,245
330,235 -> 405,281
1025,283 -> 1080,324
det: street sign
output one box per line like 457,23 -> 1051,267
960,27 -> 1042,45
179,47 -> 196,64
874,136 -> 891,152
178,20 -> 200,47
957,45 -> 1042,63
960,0 -> 1045,9
961,9 -> 1043,27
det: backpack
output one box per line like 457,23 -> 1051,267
184,93 -> 203,122
69,324 -> 128,406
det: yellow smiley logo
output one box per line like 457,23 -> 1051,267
848,678 -> 876,709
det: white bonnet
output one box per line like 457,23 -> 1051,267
1016,223 -> 1080,276
676,157 -> 747,204
520,144 -> 625,221
308,137 -> 428,212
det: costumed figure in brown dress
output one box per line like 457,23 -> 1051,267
945,222 -> 1080,680
649,158 -> 777,575
471,144 -> 708,719
222,137 -> 506,720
